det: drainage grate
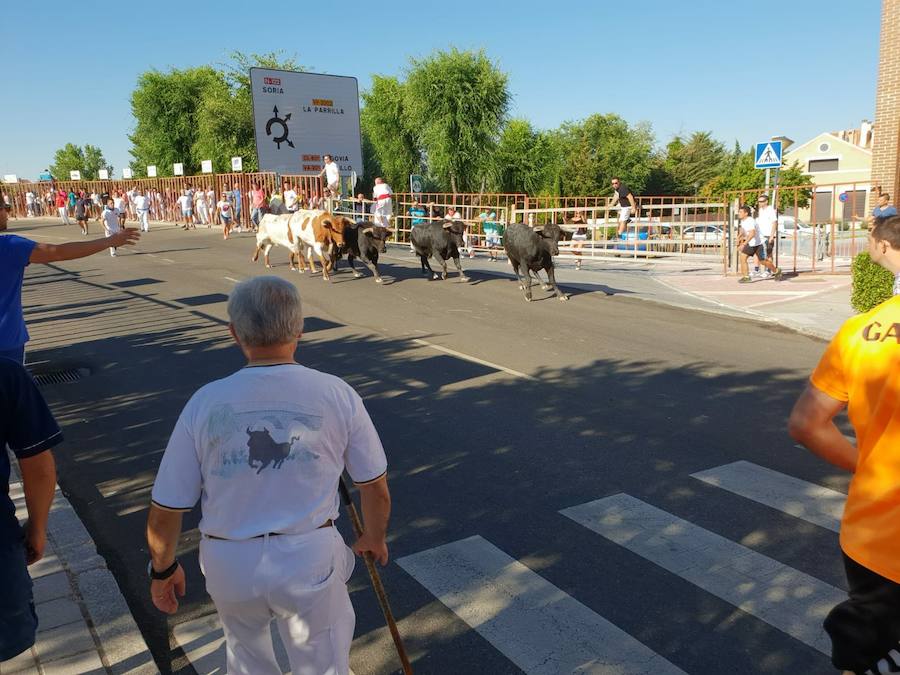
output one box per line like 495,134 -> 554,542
32,368 -> 89,387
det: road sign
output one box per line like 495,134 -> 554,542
231,156 -> 243,172
173,163 -> 184,176
201,160 -> 213,174
147,165 -> 157,178
249,68 -> 363,178
122,167 -> 133,179
98,169 -> 109,180
69,170 -> 81,180
410,174 -> 424,194
755,141 -> 783,169
3,174 -> 17,183
839,192 -> 849,203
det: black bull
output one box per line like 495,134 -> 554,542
246,427 -> 299,474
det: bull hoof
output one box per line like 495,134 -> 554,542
441,273 -> 448,281
265,264 -> 271,269
558,294 -> 569,302
375,277 -> 383,284
460,276 -> 470,282
353,272 -> 364,279
542,285 -> 552,291
432,273 -> 440,280
525,296 -> 533,302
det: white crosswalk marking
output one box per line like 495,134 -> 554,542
397,535 -> 687,675
560,494 -> 844,655
691,461 -> 845,532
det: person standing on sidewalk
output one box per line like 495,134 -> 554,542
789,215 -> 900,675
249,183 -> 266,231
146,276 -> 391,675
872,193 -> 898,223
736,204 -> 781,283
74,191 -> 91,236
0,202 -> 140,364
0,357 -> 64,663
611,177 -> 637,236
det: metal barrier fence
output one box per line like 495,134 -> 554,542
1,172 -> 285,230
722,182 -> 871,275
513,201 -> 728,264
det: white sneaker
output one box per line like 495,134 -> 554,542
110,250 -> 117,257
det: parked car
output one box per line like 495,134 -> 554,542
777,216 -> 813,237
682,225 -> 723,241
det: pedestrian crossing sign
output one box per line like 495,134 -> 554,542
755,141 -> 783,169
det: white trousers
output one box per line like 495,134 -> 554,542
373,205 -> 391,229
138,210 -> 149,231
199,527 -> 356,675
197,203 -> 209,224
58,206 -> 71,225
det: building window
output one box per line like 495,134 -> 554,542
809,158 -> 839,172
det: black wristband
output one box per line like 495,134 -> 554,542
148,559 -> 179,581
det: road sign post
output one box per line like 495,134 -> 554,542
755,140 -> 783,268
410,174 -> 424,194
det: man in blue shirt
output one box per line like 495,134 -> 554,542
0,202 -> 140,363
0,358 -> 64,662
873,193 -> 898,221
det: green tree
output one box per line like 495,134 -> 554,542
663,131 -> 727,194
404,48 -> 510,192
488,119 -> 555,194
360,75 -> 421,191
50,143 -> 111,180
552,114 -> 655,196
129,66 -> 222,176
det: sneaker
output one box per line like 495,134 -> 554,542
738,276 -> 752,284
110,250 -> 117,257
575,261 -> 582,270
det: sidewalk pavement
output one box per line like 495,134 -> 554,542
4,455 -> 155,675
385,248 -> 852,341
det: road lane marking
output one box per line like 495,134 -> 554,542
159,257 -> 175,263
224,276 -> 240,283
692,461 -> 844,532
411,338 -> 536,381
397,535 -> 687,675
560,494 -> 842,655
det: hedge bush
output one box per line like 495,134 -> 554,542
851,252 -> 894,313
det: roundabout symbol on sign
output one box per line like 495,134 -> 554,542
265,106 -> 294,150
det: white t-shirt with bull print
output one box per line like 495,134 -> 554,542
151,364 -> 387,540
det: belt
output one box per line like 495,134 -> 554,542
203,519 -> 333,541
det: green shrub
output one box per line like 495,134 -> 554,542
851,252 -> 894,313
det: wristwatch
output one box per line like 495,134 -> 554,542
147,559 -> 179,581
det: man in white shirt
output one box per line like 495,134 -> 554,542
25,191 -> 35,217
133,189 -> 151,232
176,190 -> 193,230
319,155 -> 341,203
737,204 -> 781,283
146,276 -> 391,675
372,177 -> 393,230
101,199 -> 121,256
283,183 -> 299,212
756,194 -> 778,272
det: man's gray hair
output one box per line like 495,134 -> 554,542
227,276 -> 304,347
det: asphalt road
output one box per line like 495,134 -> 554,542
18,217 -> 846,674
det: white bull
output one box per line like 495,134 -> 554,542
251,210 -> 348,281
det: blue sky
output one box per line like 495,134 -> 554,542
1,0 -> 881,180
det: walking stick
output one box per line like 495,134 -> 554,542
338,477 -> 413,675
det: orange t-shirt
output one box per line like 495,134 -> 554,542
811,294 -> 900,583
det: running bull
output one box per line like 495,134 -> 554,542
504,222 -> 568,302
410,220 -> 469,281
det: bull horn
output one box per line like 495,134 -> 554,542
533,225 -> 544,232
442,221 -> 453,229
362,227 -> 374,234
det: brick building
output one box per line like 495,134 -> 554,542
872,0 -> 900,198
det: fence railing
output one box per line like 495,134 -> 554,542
722,181 -> 873,275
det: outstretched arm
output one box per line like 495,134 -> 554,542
29,229 -> 140,264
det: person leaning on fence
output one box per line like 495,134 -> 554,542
611,177 -> 637,236
146,275 -> 391,675
736,204 -> 782,283
789,214 -> 900,675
